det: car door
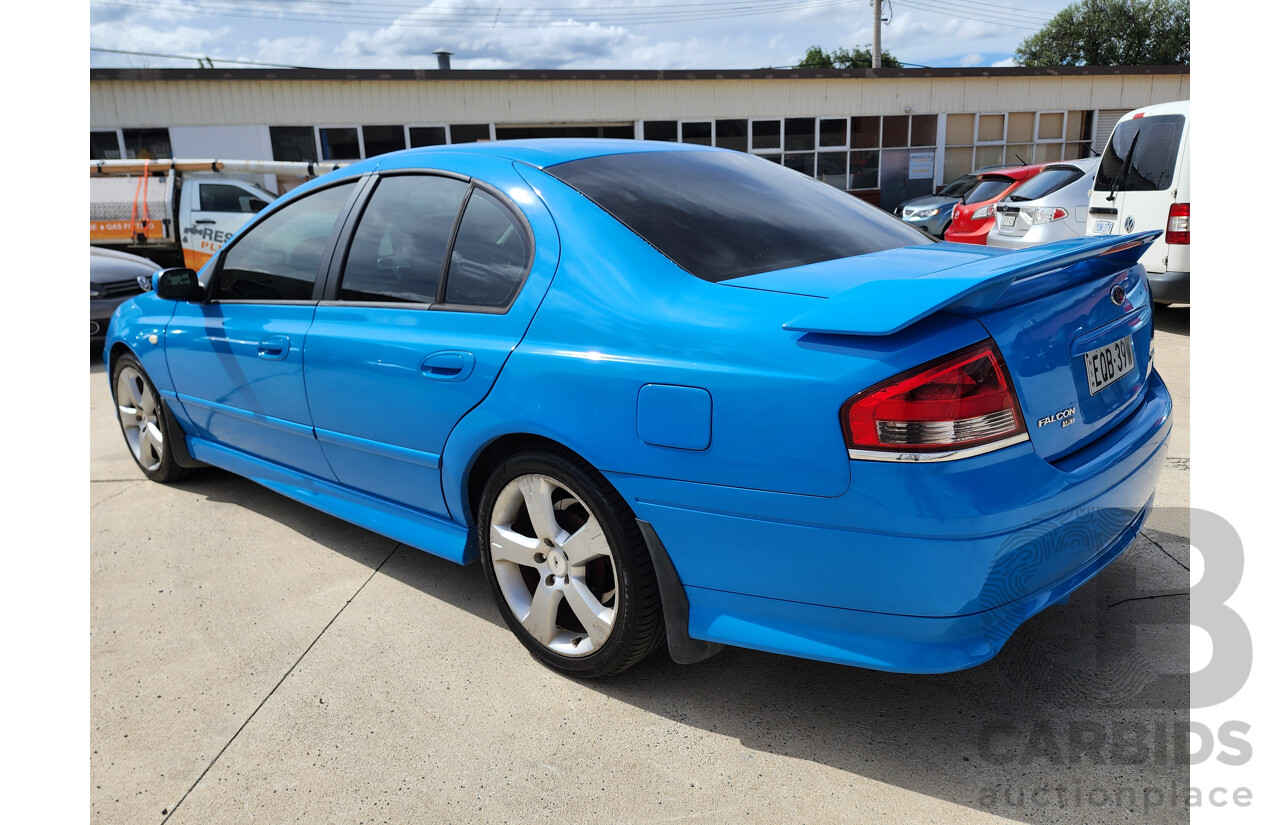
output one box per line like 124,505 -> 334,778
165,178 -> 362,479
303,170 -> 550,518
181,179 -> 275,270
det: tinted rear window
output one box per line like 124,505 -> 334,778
962,177 -> 1014,204
938,174 -> 978,198
1094,114 -> 1185,193
1007,167 -> 1084,202
546,150 -> 927,282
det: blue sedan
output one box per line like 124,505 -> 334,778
104,140 -> 1171,677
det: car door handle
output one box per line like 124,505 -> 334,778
257,335 -> 290,360
194,219 -> 217,224
420,351 -> 475,382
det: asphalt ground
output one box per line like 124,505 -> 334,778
90,305 -> 1191,824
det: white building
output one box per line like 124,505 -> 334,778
90,65 -> 1189,211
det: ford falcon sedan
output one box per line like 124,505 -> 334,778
104,139 -> 1170,677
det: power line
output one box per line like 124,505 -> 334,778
90,46 -> 313,68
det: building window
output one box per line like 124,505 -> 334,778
270,126 -> 318,162
909,115 -> 937,148
715,119 -> 748,152
362,125 -> 406,157
319,127 -> 361,160
642,121 -> 678,142
942,110 -> 1096,182
409,126 -> 448,147
122,128 -> 171,160
681,121 -> 713,145
450,123 -> 492,144
751,120 -> 781,151
91,131 -> 121,159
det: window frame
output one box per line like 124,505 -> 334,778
321,169 -> 535,316
315,125 -> 364,161
207,175 -> 369,305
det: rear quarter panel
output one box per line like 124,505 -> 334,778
441,165 -> 991,517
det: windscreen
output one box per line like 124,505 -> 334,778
1007,167 -> 1084,202
938,174 -> 978,198
962,177 -> 1014,205
1094,114 -> 1185,193
547,150 -> 928,282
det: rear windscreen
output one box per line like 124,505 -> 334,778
546,150 -> 928,282
1007,167 -> 1085,202
962,177 -> 1014,204
1094,114 -> 1185,193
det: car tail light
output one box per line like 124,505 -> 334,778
973,205 -> 994,219
842,341 -> 1026,454
1167,203 -> 1190,244
1025,206 -> 1069,224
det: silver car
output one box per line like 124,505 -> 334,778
988,157 -> 1099,249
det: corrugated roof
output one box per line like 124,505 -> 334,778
90,66 -> 1191,83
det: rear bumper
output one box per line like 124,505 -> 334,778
1148,269 -> 1189,304
617,371 -> 1172,673
943,222 -> 993,245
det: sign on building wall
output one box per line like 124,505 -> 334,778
908,152 -> 935,180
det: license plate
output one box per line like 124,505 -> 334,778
1084,335 -> 1135,395
1092,219 -> 1114,234
1000,213 -> 1016,227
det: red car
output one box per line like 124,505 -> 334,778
944,164 -> 1047,245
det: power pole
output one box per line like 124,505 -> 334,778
871,0 -> 882,69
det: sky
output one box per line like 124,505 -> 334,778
87,0 -> 1086,71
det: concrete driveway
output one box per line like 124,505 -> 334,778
90,306 -> 1191,824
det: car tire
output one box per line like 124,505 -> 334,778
111,353 -> 189,483
477,447 -> 665,678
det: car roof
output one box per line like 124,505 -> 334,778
1122,99 -> 1190,120
347,138 -> 712,174
978,162 -> 1048,181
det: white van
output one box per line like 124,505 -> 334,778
1086,99 -> 1190,305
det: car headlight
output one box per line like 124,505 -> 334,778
90,285 -> 103,298
916,208 -> 940,218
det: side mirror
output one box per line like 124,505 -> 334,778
154,268 -> 205,302
248,198 -> 269,212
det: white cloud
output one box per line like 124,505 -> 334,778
990,56 -> 1018,68
958,53 -> 986,67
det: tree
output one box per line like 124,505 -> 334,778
1016,0 -> 1189,66
798,45 -> 902,69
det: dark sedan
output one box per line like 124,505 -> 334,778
91,247 -> 159,346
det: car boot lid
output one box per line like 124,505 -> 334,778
747,230 -> 1162,336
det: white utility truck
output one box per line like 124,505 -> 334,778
90,159 -> 346,270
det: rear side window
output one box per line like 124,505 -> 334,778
963,177 -> 1014,204
443,189 -> 530,308
340,175 -> 469,304
547,149 -> 926,283
217,181 -> 357,301
1007,167 -> 1084,202
1094,114 -> 1185,193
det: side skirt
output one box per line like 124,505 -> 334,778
185,436 -> 472,564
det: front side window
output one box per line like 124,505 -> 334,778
443,190 -> 530,308
217,181 -> 357,301
340,175 -> 469,304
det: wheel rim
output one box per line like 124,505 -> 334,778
488,474 -> 619,657
115,366 -> 164,472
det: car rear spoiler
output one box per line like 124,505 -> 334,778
782,231 -> 1162,337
